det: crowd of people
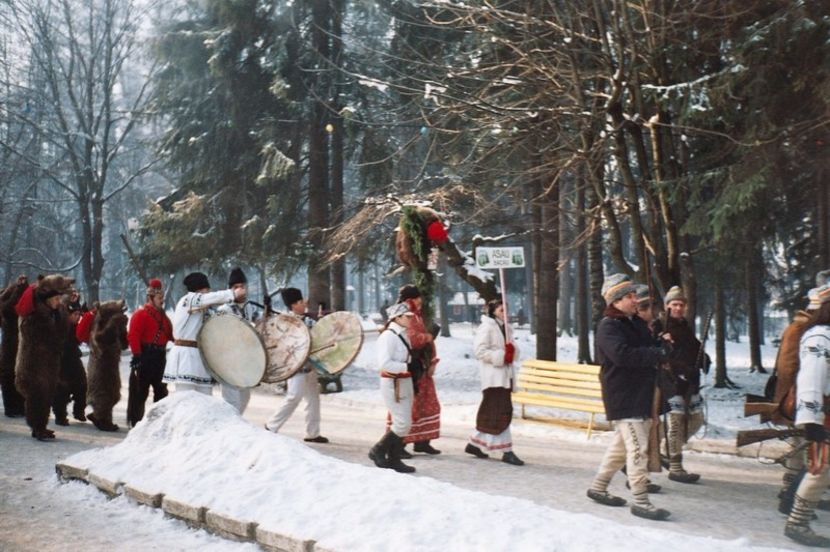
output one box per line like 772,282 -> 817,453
3,267 -> 830,547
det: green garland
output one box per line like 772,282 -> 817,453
401,206 -> 436,325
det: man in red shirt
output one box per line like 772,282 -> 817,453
126,278 -> 173,427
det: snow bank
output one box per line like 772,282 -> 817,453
61,393 -> 776,551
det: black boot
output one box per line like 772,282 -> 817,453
399,446 -> 413,459
465,443 -> 489,459
414,441 -> 441,455
502,451 -> 525,466
388,433 -> 416,473
369,431 -> 395,468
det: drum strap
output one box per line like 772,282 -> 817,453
174,339 -> 198,348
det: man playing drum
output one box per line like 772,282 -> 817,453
216,267 -> 263,414
163,272 -> 243,394
264,288 -> 328,443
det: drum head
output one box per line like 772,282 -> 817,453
309,311 -> 364,375
198,314 -> 267,388
256,313 -> 311,383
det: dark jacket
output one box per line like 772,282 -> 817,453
660,315 -> 703,397
596,306 -> 665,420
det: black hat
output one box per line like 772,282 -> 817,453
228,267 -> 247,288
183,272 -> 210,292
281,287 -> 303,308
397,284 -> 421,302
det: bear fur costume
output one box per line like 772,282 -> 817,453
0,276 -> 28,417
86,300 -> 128,431
15,274 -> 74,439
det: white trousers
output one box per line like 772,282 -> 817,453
593,419 -> 652,497
470,428 -> 512,453
221,384 -> 251,414
175,382 -> 212,395
265,370 -> 321,438
382,377 -> 413,436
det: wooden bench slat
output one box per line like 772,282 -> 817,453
518,372 -> 601,389
521,360 -> 600,375
516,382 -> 602,398
512,392 -> 605,414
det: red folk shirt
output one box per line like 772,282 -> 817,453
127,302 -> 173,355
76,310 -> 96,343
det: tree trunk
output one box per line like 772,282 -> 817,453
438,255 -> 451,338
587,184 -> 605,362
576,179 -> 591,363
307,1 -> 331,311
329,0 -> 346,311
746,249 -> 765,373
714,275 -> 728,388
558,177 -> 573,335
537,181 -> 559,361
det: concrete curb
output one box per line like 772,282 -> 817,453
88,473 -> 122,497
55,461 -> 88,482
687,437 -> 789,459
161,496 -> 207,527
204,510 -> 258,541
256,526 -> 316,552
123,485 -> 164,508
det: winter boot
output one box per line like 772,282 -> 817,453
399,446 -> 413,459
621,465 -> 661,493
786,495 -> 830,547
369,431 -> 395,468
586,489 -> 626,507
387,433 -> 416,474
502,451 -> 525,466
414,440 -> 441,455
465,443 -> 489,459
631,503 -> 671,521
668,468 -> 700,484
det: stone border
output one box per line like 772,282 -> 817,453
57,464 -> 328,551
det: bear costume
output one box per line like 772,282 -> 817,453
0,275 -> 28,417
14,274 -> 74,440
86,300 -> 128,432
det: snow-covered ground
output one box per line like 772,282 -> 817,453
0,321 -> 801,551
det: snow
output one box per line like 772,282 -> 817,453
51,323 -> 790,551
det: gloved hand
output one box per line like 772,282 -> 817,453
130,355 -> 142,370
804,423 -> 828,443
504,342 -> 516,365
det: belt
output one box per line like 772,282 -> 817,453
173,339 -> 198,348
381,370 -> 411,402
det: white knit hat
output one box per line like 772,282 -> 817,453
386,302 -> 414,321
664,285 -> 686,305
807,285 -> 830,311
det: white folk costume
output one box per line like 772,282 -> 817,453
216,300 -> 262,413
468,313 -> 519,457
265,288 -> 325,442
785,319 -> 830,547
368,303 -> 416,473
164,285 -> 235,394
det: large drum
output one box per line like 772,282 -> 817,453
198,314 -> 267,388
256,313 -> 311,383
308,311 -> 364,376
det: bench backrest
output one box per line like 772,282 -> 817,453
517,359 -> 602,399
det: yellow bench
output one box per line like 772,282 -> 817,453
512,359 -> 606,438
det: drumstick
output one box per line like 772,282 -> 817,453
309,343 -> 338,355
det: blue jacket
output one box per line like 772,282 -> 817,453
596,306 -> 665,420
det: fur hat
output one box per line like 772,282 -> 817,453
601,274 -> 636,305
397,284 -> 421,302
664,285 -> 686,305
36,274 -> 74,300
147,278 -> 163,297
634,284 -> 652,305
228,267 -> 247,288
183,272 -> 210,292
281,287 -> 303,308
807,286 -> 830,311
386,302 -> 414,321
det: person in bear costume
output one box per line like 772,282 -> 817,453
14,274 -> 74,440
0,274 -> 29,417
86,300 -> 128,432
52,297 -> 87,425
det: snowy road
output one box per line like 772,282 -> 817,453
0,382 -> 810,551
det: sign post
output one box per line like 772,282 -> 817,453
475,246 -> 526,343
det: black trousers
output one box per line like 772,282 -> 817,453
127,346 -> 168,426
